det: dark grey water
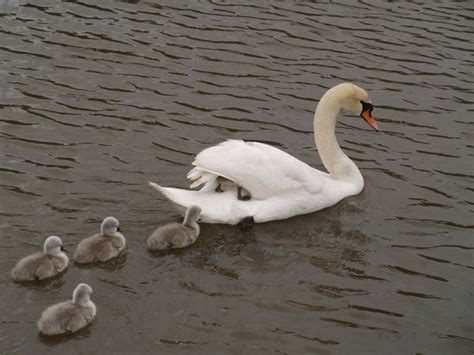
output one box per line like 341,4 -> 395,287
0,0 -> 473,353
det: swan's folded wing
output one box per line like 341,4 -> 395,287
190,140 -> 326,199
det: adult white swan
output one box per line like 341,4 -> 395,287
149,83 -> 378,225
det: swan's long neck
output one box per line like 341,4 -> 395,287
313,93 -> 363,188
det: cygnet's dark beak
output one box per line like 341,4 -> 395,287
60,245 -> 67,252
117,226 -> 122,232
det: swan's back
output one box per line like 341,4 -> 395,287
191,140 -> 326,199
38,301 -> 96,335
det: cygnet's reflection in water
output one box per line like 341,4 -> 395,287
38,326 -> 92,347
73,252 -> 128,272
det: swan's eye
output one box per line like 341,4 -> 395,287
360,101 -> 373,114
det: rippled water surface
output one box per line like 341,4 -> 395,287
1,1 -> 473,353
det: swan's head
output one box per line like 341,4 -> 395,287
101,216 -> 122,236
43,236 -> 66,255
329,83 -> 378,131
72,283 -> 93,305
186,205 -> 202,223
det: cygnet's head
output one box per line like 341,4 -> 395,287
72,283 -> 93,305
43,236 -> 66,255
100,216 -> 121,236
186,205 -> 202,223
327,83 -> 378,131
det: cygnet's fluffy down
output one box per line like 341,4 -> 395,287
74,217 -> 125,264
214,177 -> 252,201
38,283 -> 96,335
147,205 -> 201,250
11,236 -> 68,282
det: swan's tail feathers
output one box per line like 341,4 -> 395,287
148,182 -> 187,215
148,182 -> 247,224
148,181 -> 164,194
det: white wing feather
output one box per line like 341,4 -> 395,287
188,140 -> 327,199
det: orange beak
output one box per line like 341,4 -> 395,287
360,103 -> 378,131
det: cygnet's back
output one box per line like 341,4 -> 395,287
147,205 -> 201,250
11,236 -> 68,282
38,283 -> 96,335
74,217 -> 126,264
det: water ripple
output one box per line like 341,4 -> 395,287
1,1 -> 472,353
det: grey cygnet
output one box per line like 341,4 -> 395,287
37,283 -> 96,335
147,205 -> 201,250
11,236 -> 68,281
74,217 -> 125,264
214,177 -> 252,201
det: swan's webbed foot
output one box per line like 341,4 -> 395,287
238,216 -> 255,230
215,184 -> 223,193
237,186 -> 251,201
